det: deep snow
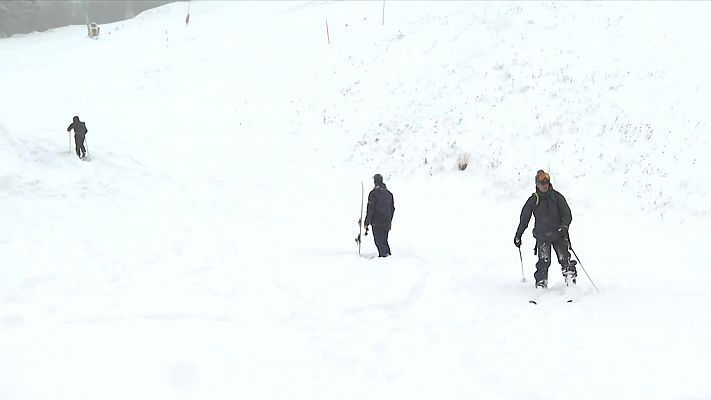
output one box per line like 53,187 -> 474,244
1,2 -> 710,399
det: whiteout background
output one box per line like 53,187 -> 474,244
1,2 -> 710,399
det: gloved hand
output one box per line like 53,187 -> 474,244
558,226 -> 569,240
513,234 -> 522,248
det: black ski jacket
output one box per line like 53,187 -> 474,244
516,187 -> 571,242
365,184 -> 395,229
67,121 -> 87,136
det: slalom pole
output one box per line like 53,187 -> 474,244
569,244 -> 600,293
518,247 -> 526,282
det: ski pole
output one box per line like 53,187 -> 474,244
518,247 -> 526,282
69,132 -> 72,153
84,137 -> 89,157
569,245 -> 600,293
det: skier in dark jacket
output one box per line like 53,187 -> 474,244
514,170 -> 577,288
66,116 -> 88,159
364,174 -> 395,257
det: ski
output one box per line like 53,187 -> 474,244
563,278 -> 581,303
355,181 -> 364,254
528,287 -> 546,304
561,272 -> 578,302
529,296 -> 574,305
528,284 -> 579,304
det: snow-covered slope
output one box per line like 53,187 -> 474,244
329,2 -> 711,218
1,2 -> 709,399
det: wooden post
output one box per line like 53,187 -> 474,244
185,1 -> 191,26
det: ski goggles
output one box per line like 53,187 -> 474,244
535,172 -> 550,184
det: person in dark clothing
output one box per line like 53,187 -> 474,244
66,116 -> 88,159
514,170 -> 577,288
364,174 -> 395,257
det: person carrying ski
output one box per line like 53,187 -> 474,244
66,116 -> 88,159
514,170 -> 577,288
363,173 -> 395,257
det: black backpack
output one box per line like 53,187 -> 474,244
532,190 -> 562,214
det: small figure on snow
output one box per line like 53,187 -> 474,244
514,170 -> 577,288
364,174 -> 395,257
87,22 -> 100,39
67,116 -> 88,159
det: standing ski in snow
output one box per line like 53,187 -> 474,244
364,174 -> 395,257
514,170 -> 577,288
66,116 -> 88,159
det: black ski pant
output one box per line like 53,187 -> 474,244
371,225 -> 391,257
534,239 -> 577,283
75,134 -> 86,157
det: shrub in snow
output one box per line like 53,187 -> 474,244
457,152 -> 470,171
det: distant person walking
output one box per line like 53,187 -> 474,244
66,116 -> 88,159
514,170 -> 577,288
363,174 -> 395,257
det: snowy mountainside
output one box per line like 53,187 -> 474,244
319,2 -> 711,218
1,1 -> 709,219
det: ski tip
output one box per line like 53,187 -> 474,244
566,299 -> 574,303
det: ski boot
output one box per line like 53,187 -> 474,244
535,279 -> 548,289
563,261 -> 578,286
